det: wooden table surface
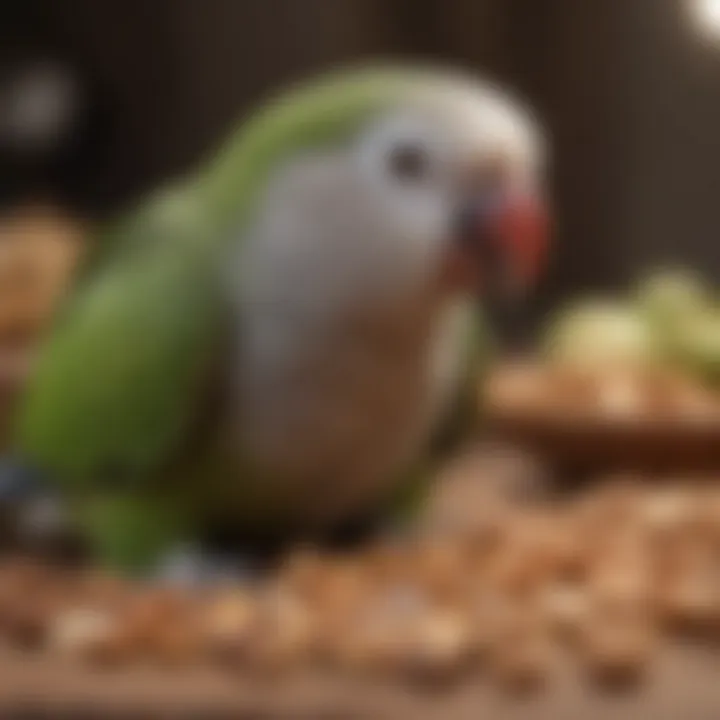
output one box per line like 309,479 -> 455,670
0,447 -> 718,718
1,645 -> 719,719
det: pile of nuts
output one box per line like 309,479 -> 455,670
486,362 -> 720,423
0,204 -> 85,413
0,204 -> 86,445
2,477 -> 720,695
0,205 -> 85,348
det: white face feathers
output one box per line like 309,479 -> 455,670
235,77 -> 544,318
350,80 -> 544,278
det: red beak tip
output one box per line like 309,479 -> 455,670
494,196 -> 550,285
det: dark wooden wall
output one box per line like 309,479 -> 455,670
2,0 -> 719,306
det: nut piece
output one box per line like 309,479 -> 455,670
49,608 -> 129,666
120,588 -> 197,662
202,590 -> 256,667
490,629 -> 554,696
0,595 -> 53,649
0,206 -> 85,342
540,584 -> 590,642
484,540 -> 546,598
637,489 -> 697,540
331,585 -> 429,676
578,614 -> 655,690
249,589 -> 317,676
414,539 -> 470,602
148,621 -> 203,667
484,363 -> 547,414
657,556 -> 720,637
596,373 -> 644,417
397,610 -> 473,690
0,559 -> 67,649
79,572 -> 132,610
278,546 -> 326,595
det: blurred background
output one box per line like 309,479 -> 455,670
2,0 -> 720,314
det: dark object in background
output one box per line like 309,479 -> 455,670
0,0 -> 116,216
0,60 -> 83,179
0,53 -> 113,215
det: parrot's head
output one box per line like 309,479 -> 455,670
210,64 -> 550,312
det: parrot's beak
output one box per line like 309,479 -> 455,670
451,189 -> 550,298
445,185 -> 550,352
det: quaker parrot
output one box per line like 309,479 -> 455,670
6,65 -> 549,574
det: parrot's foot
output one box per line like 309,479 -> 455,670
153,544 -> 260,587
0,456 -> 78,559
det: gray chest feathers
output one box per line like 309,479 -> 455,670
230,296 -> 468,522
223,153 -> 471,523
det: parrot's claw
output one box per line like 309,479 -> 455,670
154,544 -> 259,587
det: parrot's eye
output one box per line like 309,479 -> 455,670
357,114 -> 446,191
386,143 -> 430,182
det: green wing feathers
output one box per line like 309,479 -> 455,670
15,186 -> 227,487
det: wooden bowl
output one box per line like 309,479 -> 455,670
483,363 -> 720,476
